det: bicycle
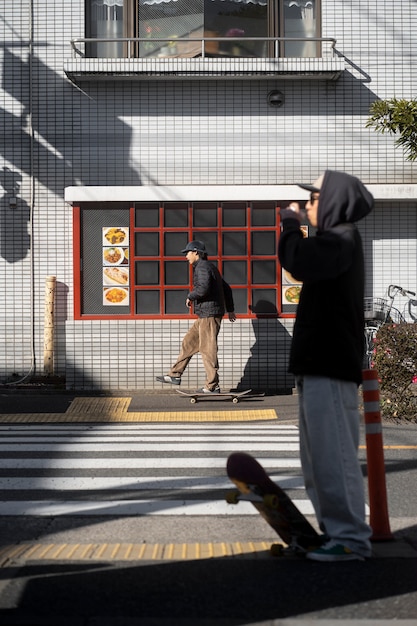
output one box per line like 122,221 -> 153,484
363,284 -> 417,368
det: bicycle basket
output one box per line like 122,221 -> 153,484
364,297 -> 389,322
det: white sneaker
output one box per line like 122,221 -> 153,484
198,386 -> 221,394
156,375 -> 181,385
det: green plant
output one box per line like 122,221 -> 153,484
366,98 -> 417,161
372,323 -> 417,422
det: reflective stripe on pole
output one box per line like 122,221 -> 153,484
362,369 -> 393,541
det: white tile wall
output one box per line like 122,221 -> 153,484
0,1 -> 416,389
359,203 -> 417,309
65,318 -> 295,392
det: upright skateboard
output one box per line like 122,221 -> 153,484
176,388 -> 257,404
226,451 -> 323,555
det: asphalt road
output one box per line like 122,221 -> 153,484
0,388 -> 416,624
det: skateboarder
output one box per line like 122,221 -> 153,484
156,240 -> 236,393
278,171 -> 373,561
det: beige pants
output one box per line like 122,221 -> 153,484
169,316 -> 222,390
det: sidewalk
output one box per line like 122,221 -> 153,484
0,387 -> 298,422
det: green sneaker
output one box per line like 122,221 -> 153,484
306,540 -> 365,562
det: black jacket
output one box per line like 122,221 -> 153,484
188,259 -> 234,318
278,171 -> 374,385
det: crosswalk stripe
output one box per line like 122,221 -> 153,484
0,499 -> 316,517
0,442 -> 300,452
0,423 -> 311,516
0,475 -> 305,490
0,435 -> 300,444
0,457 -> 301,469
0,424 -> 298,431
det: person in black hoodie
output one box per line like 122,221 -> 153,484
157,240 -> 236,393
278,170 -> 373,561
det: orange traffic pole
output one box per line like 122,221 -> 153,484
362,369 -> 393,541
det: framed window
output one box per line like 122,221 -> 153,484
86,0 -> 320,59
73,199 -> 307,319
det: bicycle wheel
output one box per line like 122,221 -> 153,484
408,300 -> 417,322
388,306 -> 406,324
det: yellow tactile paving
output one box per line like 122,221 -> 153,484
0,396 -> 277,422
0,540 -> 414,565
66,397 -> 132,418
0,414 -> 68,423
0,542 -> 276,566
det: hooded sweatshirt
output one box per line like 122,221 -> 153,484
278,170 -> 374,384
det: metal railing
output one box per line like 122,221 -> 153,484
70,36 -> 337,60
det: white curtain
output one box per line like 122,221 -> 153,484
92,0 -> 124,6
210,0 -> 267,3
90,0 -> 124,58
285,1 -> 314,7
141,0 -> 267,5
285,1 -> 314,19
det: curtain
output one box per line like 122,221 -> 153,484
89,0 -> 124,58
92,0 -> 124,6
285,1 -> 314,19
140,1 -> 267,5
285,1 -> 314,7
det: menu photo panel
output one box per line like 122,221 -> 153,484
281,225 -> 308,313
102,227 -> 130,306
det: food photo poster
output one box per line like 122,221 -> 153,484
281,225 -> 308,309
102,227 -> 130,306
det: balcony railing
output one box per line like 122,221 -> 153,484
65,36 -> 345,82
70,36 -> 338,59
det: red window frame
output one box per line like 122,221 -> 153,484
73,201 -> 300,320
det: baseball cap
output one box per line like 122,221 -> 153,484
181,240 -> 206,254
297,173 -> 324,193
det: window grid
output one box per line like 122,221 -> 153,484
132,201 -> 282,318
74,201 -> 294,320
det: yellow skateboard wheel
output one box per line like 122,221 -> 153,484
263,494 -> 279,509
270,543 -> 284,556
226,490 -> 240,504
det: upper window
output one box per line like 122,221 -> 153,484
86,0 -> 319,59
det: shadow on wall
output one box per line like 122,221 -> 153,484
0,48 -> 142,264
64,362 -> 98,391
53,281 -> 70,379
237,300 -> 294,394
0,167 -> 30,263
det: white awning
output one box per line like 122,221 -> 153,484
64,185 -> 417,204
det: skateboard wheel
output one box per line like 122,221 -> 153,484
263,494 -> 279,509
226,490 -> 240,505
232,397 -> 239,404
270,543 -> 284,557
190,397 -> 197,404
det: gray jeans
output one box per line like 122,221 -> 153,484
296,375 -> 372,557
